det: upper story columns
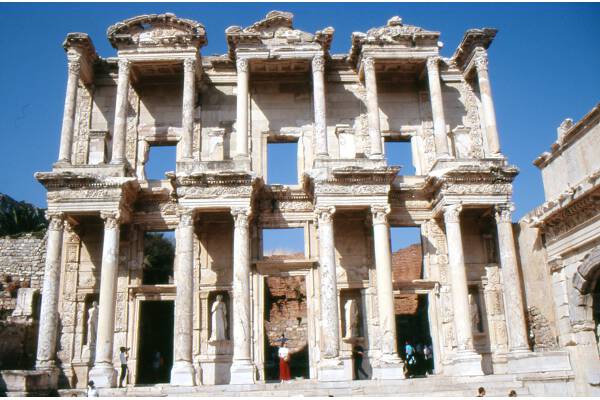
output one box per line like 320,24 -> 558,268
426,56 -> 450,159
473,50 -> 501,157
110,59 -> 131,165
312,54 -> 328,158
363,57 -> 384,158
235,58 -> 250,159
181,58 -> 197,161
57,58 -> 81,164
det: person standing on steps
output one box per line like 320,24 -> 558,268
477,387 -> 486,397
87,380 -> 98,397
278,340 -> 291,382
118,347 -> 129,388
352,345 -> 369,380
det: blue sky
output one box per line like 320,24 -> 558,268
1,3 -> 599,251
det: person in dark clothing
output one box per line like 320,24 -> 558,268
352,345 -> 369,380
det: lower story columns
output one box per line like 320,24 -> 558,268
170,209 -> 196,385
371,205 -> 404,379
230,207 -> 255,384
89,211 -> 121,388
443,204 -> 484,376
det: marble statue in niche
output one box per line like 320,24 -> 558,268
209,294 -> 228,342
87,301 -> 99,348
344,298 -> 360,339
469,293 -> 482,333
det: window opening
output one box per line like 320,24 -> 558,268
262,228 -> 304,258
267,142 -> 298,185
385,139 -> 416,175
142,230 -> 175,285
145,145 -> 176,180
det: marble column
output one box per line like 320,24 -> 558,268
180,58 -> 196,162
171,209 -> 196,385
312,55 -> 328,158
230,207 -> 255,384
473,50 -> 501,157
36,212 -> 65,370
235,58 -> 249,159
443,204 -> 483,375
494,204 -> 530,353
111,59 -> 131,164
89,211 -> 121,388
57,58 -> 81,164
363,57 -> 383,158
371,205 -> 400,360
316,206 -> 339,358
426,57 -> 450,159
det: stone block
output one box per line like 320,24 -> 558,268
0,369 -> 58,396
507,351 -> 571,374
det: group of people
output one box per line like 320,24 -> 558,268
403,341 -> 433,378
477,387 -> 518,397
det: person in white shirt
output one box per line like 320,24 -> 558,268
278,340 -> 291,382
87,380 -> 98,397
118,347 -> 129,388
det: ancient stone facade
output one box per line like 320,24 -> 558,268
27,10 -> 578,395
519,103 -> 600,396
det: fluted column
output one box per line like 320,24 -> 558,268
171,209 -> 196,385
494,204 -> 530,353
473,50 -> 501,157
235,58 -> 249,159
426,57 -> 450,159
312,55 -> 328,157
363,57 -> 383,158
316,206 -> 340,359
111,59 -> 131,164
89,211 -> 121,388
230,207 -> 255,384
36,212 -> 65,370
371,205 -> 400,361
443,204 -> 483,375
57,58 -> 81,164
181,58 -> 196,161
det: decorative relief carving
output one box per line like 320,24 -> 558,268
494,203 -> 513,224
315,206 -> 336,224
46,212 -> 65,231
73,85 -> 92,165
543,194 -> 600,242
460,82 -> 485,158
312,55 -> 325,73
126,85 -> 139,166
101,211 -> 121,229
315,184 -> 389,195
236,57 -> 249,73
473,49 -> 488,72
178,185 -> 252,198
371,204 -> 391,225
231,207 -> 251,227
443,203 -> 462,224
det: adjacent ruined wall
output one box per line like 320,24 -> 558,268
392,244 -> 422,315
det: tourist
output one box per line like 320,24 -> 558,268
118,347 -> 129,388
87,380 -> 98,397
352,345 -> 369,380
508,390 -> 517,397
477,387 -> 486,397
423,344 -> 433,376
404,341 -> 416,378
151,351 -> 163,381
278,340 -> 291,382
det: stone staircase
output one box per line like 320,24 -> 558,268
59,374 -> 533,397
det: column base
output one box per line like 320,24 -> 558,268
318,358 -> 346,382
88,364 -> 116,388
449,351 -> 484,376
170,361 -> 196,386
229,360 -> 255,384
372,354 -> 405,380
507,350 -> 571,374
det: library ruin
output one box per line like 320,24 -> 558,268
3,10 -> 598,396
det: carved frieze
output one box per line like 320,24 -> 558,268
542,191 -> 600,243
460,81 -> 485,158
73,85 -> 92,165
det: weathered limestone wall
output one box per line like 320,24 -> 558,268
0,233 -> 46,297
334,213 -> 370,284
138,83 -> 183,131
541,122 -> 600,200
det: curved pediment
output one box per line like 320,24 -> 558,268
226,10 -> 333,59
107,13 -> 207,50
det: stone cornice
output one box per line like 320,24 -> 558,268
35,171 -> 138,191
106,13 -> 207,50
533,102 -> 600,169
349,16 -> 440,66
225,10 -> 334,60
328,166 -> 400,185
451,28 -> 497,72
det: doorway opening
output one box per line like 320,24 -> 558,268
263,275 -> 310,381
136,300 -> 174,384
395,294 -> 433,376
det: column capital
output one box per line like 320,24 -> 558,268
118,58 -> 131,73
236,57 -> 249,73
231,207 -> 252,227
67,58 -> 82,76
473,49 -> 488,72
178,208 -> 195,227
371,204 -> 391,225
315,205 -> 336,224
183,57 -> 196,72
100,211 -> 121,228
426,56 -> 441,70
312,55 -> 325,73
443,203 -> 463,224
46,212 -> 66,231
494,203 -> 514,224
363,56 -> 375,74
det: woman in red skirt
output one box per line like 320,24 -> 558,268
278,341 -> 291,382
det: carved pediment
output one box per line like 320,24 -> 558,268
226,10 -> 334,58
107,13 -> 207,50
